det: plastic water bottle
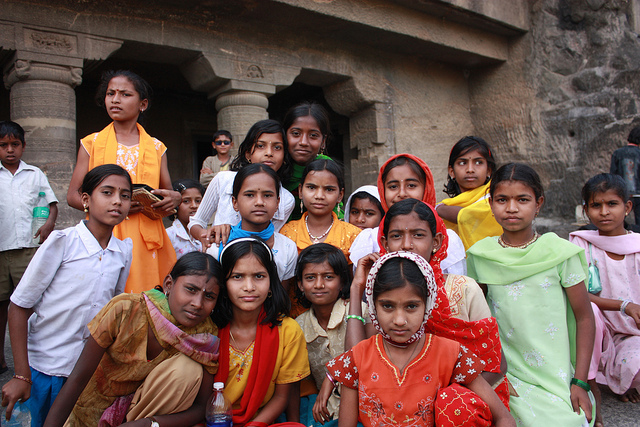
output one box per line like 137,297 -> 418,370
32,191 -> 49,245
3,402 -> 31,426
205,382 -> 232,427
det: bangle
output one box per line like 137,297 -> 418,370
570,378 -> 591,392
620,299 -> 632,315
326,371 -> 337,388
345,314 -> 366,325
13,374 -> 32,385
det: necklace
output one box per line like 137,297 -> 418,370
305,215 -> 334,243
498,232 -> 540,249
383,336 -> 423,375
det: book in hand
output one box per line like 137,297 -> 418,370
132,184 -> 176,220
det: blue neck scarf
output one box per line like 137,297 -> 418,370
219,221 -> 275,258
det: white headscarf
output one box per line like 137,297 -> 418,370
343,185 -> 382,223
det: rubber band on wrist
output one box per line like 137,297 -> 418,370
620,299 -> 632,315
345,314 -> 366,325
13,374 -> 32,385
570,378 -> 590,392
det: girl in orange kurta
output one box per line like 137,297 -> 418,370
67,70 -> 181,293
327,252 -> 515,427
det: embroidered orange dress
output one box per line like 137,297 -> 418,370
327,334 -> 484,427
81,123 -> 177,293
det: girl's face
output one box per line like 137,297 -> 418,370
232,172 -> 279,231
489,180 -> 543,234
165,274 -> 219,328
105,76 -> 147,123
449,149 -> 490,193
82,175 -> 132,228
298,261 -> 342,308
380,211 -> 443,261
177,188 -> 202,226
374,283 -> 426,344
384,164 -> 425,208
299,170 -> 344,217
226,253 -> 271,315
287,115 -> 325,165
349,197 -> 382,230
246,133 -> 285,171
585,189 -> 632,236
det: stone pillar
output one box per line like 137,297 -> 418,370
215,90 -> 269,149
4,58 -> 83,228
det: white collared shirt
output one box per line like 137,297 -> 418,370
0,161 -> 58,251
188,171 -> 294,233
11,221 -> 133,377
166,219 -> 202,259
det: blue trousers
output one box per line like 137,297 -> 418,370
27,367 -> 67,427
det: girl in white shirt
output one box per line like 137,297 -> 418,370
189,119 -> 294,246
1,164 -> 133,424
166,178 -> 204,259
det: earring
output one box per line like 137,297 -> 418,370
126,215 -> 130,220
268,290 -> 273,298
300,198 -> 304,212
83,205 -> 88,213
432,248 -> 437,254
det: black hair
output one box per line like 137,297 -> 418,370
489,163 -> 545,202
382,198 -> 437,238
301,158 -> 345,191
0,121 -> 25,145
230,119 -> 291,182
169,251 -> 223,284
582,173 -> 630,205
170,178 -> 205,221
81,164 -> 132,195
283,100 -> 331,143
628,126 -> 640,146
350,191 -> 384,218
95,70 -> 152,123
381,156 -> 426,187
214,239 -> 289,328
444,136 -> 497,197
373,258 -> 429,304
294,243 -> 352,309
232,163 -> 281,199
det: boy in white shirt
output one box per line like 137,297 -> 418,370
0,121 -> 58,374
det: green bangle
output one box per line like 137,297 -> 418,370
570,378 -> 591,392
345,314 -> 366,325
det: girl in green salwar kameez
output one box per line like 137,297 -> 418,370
467,163 -> 595,427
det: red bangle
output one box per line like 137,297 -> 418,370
13,374 -> 32,385
245,422 -> 268,427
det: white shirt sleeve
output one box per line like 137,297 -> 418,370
114,238 -> 133,295
189,172 -> 223,231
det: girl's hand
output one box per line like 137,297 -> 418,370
624,302 -> 640,328
128,200 -> 144,214
2,378 -> 31,421
312,378 -> 335,424
352,253 -> 380,298
151,189 -> 181,214
207,224 -> 231,247
570,384 -> 592,423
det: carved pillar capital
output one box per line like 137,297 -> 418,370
4,59 -> 83,89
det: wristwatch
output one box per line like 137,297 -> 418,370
149,418 -> 160,427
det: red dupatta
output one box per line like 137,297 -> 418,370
214,310 -> 279,425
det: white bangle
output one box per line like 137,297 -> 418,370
620,299 -> 632,315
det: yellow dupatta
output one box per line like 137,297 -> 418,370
440,182 -> 502,250
82,122 -> 165,250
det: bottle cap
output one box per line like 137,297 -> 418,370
39,192 -> 45,196
213,381 -> 225,391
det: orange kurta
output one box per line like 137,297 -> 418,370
81,123 -> 176,293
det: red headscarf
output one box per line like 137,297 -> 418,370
377,153 -> 436,211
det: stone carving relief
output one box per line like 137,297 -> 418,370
246,65 -> 264,79
24,29 -> 77,54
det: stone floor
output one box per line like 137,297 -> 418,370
0,333 -> 639,425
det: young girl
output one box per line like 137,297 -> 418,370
67,70 -> 180,293
349,154 -> 466,276
436,136 -> 502,250
569,173 -> 640,425
43,251 -> 221,426
166,178 -> 204,259
327,251 -> 515,427
467,163 -> 595,426
2,164 -> 133,424
212,238 -> 310,425
200,130 -> 233,187
189,119 -> 294,246
344,185 -> 384,230
282,101 -> 335,221
280,159 -> 360,261
294,244 -> 373,426
213,163 -> 298,286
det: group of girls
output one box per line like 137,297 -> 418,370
1,66 -> 638,427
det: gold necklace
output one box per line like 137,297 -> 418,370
498,233 -> 540,249
305,215 -> 334,243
